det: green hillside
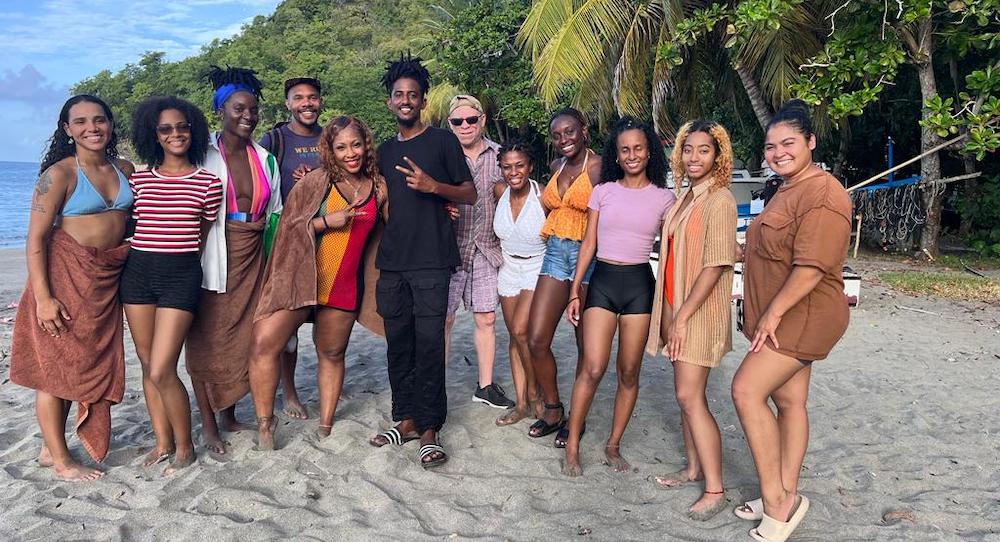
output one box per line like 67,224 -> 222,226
73,0 -> 430,142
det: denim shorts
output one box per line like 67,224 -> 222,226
539,236 -> 595,284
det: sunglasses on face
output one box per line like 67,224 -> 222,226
156,123 -> 192,136
448,115 -> 481,127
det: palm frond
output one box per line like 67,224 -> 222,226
612,0 -> 664,120
574,57 -> 618,132
735,4 -> 822,109
650,0 -> 696,137
421,82 -> 464,126
518,0 -> 576,59
527,0 -> 635,105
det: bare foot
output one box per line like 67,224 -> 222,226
53,461 -> 105,482
219,411 -> 256,432
316,424 -> 333,439
163,446 -> 196,476
201,420 -> 229,454
142,446 -> 174,467
255,416 -> 277,451
204,435 -> 227,455
688,491 -> 728,522
652,468 -> 703,488
561,446 -> 583,477
282,396 -> 309,420
37,446 -> 54,467
496,407 -> 530,426
604,444 -> 630,473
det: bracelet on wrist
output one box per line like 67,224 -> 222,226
321,215 -> 330,229
568,296 -> 580,303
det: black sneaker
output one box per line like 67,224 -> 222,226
473,383 -> 515,409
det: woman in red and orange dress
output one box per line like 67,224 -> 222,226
248,116 -> 386,449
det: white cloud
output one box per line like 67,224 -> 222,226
2,0 -> 280,81
0,0 -> 280,161
0,65 -> 68,105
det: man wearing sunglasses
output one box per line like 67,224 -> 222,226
258,76 -> 324,422
443,95 -> 514,410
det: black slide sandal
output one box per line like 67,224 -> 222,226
528,402 -> 565,438
554,421 -> 586,449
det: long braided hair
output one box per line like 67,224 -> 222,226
380,52 -> 430,95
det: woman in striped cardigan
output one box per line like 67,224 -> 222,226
646,120 -> 737,521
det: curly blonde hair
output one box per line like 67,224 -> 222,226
669,120 -> 733,194
318,116 -> 385,205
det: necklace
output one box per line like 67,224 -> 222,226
340,175 -> 370,203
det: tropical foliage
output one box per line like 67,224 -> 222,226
73,0 -> 435,142
71,0 -> 999,254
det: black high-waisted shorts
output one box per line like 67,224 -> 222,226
584,260 -> 655,315
119,249 -> 203,313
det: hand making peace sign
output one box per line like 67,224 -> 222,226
394,156 -> 439,194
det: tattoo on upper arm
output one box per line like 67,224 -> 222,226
31,170 -> 54,213
34,170 -> 53,197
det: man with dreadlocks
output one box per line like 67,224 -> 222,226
368,54 -> 476,469
185,66 -> 283,454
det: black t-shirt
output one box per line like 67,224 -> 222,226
376,126 -> 473,271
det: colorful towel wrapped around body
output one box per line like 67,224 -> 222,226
185,219 -> 265,411
9,228 -> 130,462
254,169 -> 384,336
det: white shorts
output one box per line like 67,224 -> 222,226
497,252 -> 544,297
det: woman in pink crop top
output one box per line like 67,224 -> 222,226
562,117 -> 675,477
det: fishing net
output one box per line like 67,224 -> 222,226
851,176 -> 934,250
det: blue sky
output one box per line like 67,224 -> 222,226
0,0 -> 281,163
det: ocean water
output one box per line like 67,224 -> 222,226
0,161 -> 38,248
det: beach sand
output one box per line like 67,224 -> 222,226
1,247 -> 998,541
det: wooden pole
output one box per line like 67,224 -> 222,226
847,132 -> 967,192
852,214 -> 862,259
847,116 -> 998,193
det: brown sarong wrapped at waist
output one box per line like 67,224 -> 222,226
9,228 -> 129,462
254,169 -> 384,336
185,219 -> 265,411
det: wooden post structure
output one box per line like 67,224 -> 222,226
852,214 -> 862,259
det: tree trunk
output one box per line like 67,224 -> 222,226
732,60 -> 772,130
913,20 -> 944,257
832,117 -> 851,181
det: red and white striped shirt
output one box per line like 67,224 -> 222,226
129,167 -> 223,253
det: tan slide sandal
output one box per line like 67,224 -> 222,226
749,495 -> 809,542
735,497 -> 764,521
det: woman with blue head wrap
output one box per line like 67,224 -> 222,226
186,65 -> 284,455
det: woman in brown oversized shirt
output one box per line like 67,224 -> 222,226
731,100 -> 851,542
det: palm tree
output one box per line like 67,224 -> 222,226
517,0 -> 832,136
